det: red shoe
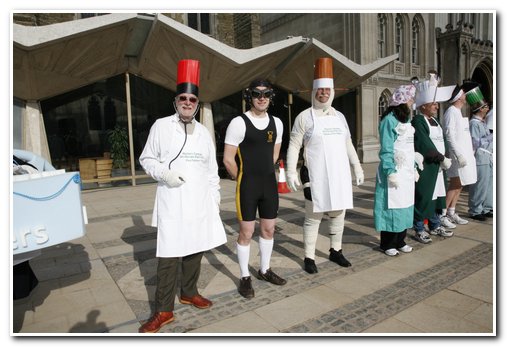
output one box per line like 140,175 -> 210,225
179,294 -> 212,309
138,311 -> 174,333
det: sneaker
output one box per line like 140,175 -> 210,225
482,211 -> 493,218
397,244 -> 413,253
415,231 -> 432,244
447,213 -> 468,225
384,248 -> 399,256
238,276 -> 255,299
329,248 -> 352,267
258,268 -> 287,286
429,226 -> 454,237
440,215 -> 457,229
470,214 -> 486,221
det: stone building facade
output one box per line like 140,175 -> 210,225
257,13 -> 494,162
13,12 -> 494,165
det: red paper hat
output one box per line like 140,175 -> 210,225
176,59 -> 200,96
313,58 -> 334,89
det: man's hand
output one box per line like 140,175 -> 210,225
457,154 -> 467,168
213,190 -> 221,209
286,172 -> 301,192
414,152 -> 424,171
440,157 -> 452,170
414,168 -> 420,182
353,164 -> 364,186
162,170 -> 186,187
388,173 -> 400,188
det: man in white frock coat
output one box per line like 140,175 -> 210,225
138,59 -> 226,333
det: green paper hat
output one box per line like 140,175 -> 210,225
465,87 -> 487,112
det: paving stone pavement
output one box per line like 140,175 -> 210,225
11,163 -> 495,335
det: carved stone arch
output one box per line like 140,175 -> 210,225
471,58 -> 493,104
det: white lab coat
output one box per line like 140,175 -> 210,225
139,115 -> 226,257
443,105 -> 477,185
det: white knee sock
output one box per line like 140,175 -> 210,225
236,242 -> 250,278
259,237 -> 273,273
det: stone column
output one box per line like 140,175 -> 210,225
23,101 -> 51,163
357,85 -> 380,163
201,102 -> 216,145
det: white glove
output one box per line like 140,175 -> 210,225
414,168 -> 420,182
286,172 -> 301,192
162,169 -> 186,188
440,157 -> 452,170
457,154 -> 467,168
353,164 -> 364,186
212,190 -> 221,209
414,152 -> 424,171
387,173 -> 400,188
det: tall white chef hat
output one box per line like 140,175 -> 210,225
414,72 -> 455,107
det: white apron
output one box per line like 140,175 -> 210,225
388,123 -> 415,209
424,117 -> 446,200
305,108 -> 353,213
153,124 -> 226,257
456,116 -> 477,185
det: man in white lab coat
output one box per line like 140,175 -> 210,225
286,57 -> 364,274
440,85 -> 477,228
138,59 -> 226,333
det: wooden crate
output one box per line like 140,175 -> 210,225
96,158 -> 113,179
79,158 -> 97,180
79,157 -> 112,181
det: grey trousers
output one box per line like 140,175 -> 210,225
468,163 -> 493,216
155,252 -> 203,312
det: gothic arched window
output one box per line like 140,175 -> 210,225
379,91 -> 389,119
378,14 -> 387,58
395,15 -> 404,62
411,17 -> 420,65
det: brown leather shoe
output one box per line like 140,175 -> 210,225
138,311 -> 174,333
179,294 -> 212,309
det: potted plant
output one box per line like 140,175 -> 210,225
108,125 -> 129,184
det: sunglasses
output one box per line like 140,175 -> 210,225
251,89 -> 273,99
177,95 -> 198,103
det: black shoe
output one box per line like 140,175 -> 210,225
258,268 -> 287,285
329,248 -> 351,267
238,276 -> 255,299
483,211 -> 493,218
470,214 -> 486,221
304,258 -> 318,274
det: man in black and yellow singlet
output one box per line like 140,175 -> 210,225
223,79 -> 286,299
